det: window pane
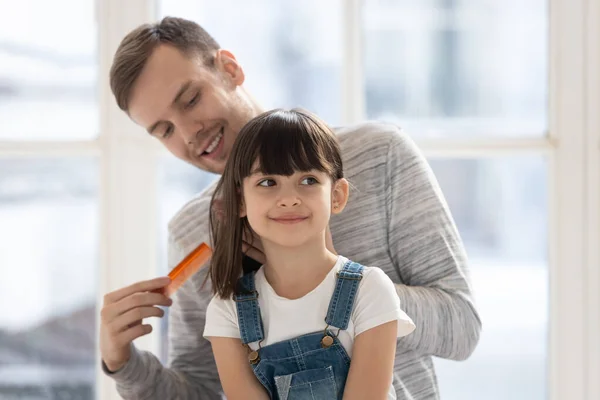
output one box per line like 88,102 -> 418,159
364,1 -> 548,138
0,158 -> 98,398
0,1 -> 98,140
429,157 -> 548,400
159,0 -> 343,126
157,157 -> 218,362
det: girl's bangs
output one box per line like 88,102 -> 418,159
239,116 -> 333,179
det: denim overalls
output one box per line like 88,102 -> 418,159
234,260 -> 365,400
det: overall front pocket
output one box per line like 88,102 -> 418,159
274,365 -> 338,400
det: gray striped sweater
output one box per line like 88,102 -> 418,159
105,121 -> 481,399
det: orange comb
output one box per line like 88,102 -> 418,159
163,242 -> 212,297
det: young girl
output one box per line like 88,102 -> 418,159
204,109 -> 415,400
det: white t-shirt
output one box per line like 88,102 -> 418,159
204,256 -> 416,399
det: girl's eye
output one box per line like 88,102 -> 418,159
258,179 -> 276,187
301,177 -> 318,185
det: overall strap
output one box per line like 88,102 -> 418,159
234,272 -> 265,344
324,260 -> 364,330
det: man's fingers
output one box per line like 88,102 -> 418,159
103,277 -> 171,305
110,306 -> 165,334
116,324 -> 154,347
102,292 -> 172,323
126,320 -> 142,330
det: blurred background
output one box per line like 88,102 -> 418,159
0,0 -> 597,399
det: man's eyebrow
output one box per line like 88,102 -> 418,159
146,80 -> 193,135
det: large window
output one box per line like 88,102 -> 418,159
159,0 -> 344,126
0,1 -> 98,140
1,1 -> 597,399
364,0 -> 547,138
0,1 -> 98,398
364,2 -> 549,398
157,1 -> 549,398
429,157 -> 548,399
153,2 -> 581,400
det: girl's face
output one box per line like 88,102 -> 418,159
241,165 -> 348,249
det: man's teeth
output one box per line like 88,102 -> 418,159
204,131 -> 223,154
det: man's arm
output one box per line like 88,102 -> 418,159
105,234 -> 222,399
385,127 -> 482,361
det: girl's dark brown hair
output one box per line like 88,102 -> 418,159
208,108 -> 344,299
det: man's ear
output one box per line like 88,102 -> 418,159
331,178 -> 350,214
215,49 -> 245,86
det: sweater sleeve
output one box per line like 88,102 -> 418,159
385,126 -> 482,361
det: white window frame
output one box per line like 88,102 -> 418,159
585,2 -> 600,398
0,0 -> 596,399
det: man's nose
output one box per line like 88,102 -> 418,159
174,117 -> 205,145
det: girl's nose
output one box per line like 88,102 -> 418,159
277,195 -> 301,207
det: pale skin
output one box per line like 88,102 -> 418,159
207,170 -> 397,399
99,44 -> 336,373
100,277 -> 173,371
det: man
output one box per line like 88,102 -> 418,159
100,17 -> 481,399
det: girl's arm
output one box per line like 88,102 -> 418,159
209,337 -> 270,400
342,321 -> 398,400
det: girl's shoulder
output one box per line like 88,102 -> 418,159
336,257 -> 394,288
207,291 -> 238,315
